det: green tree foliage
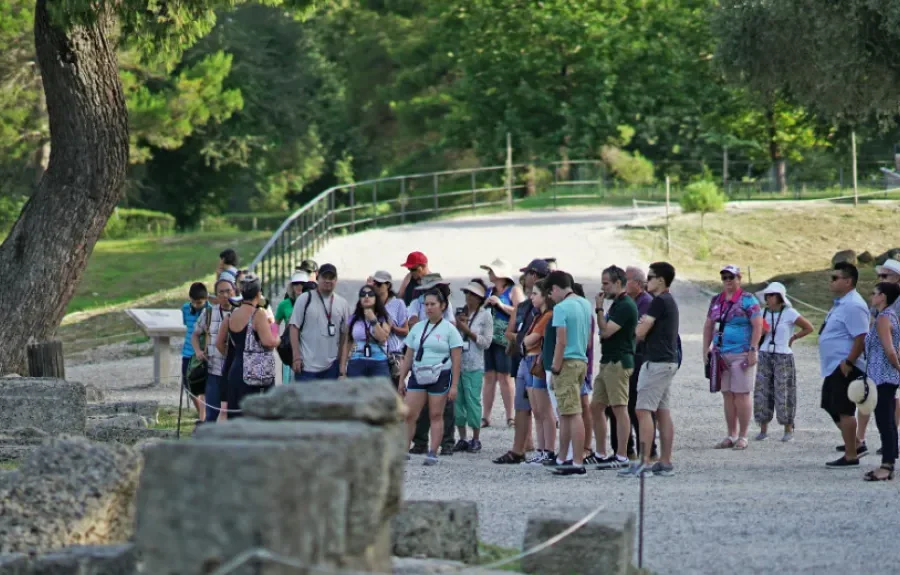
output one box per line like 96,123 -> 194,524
680,180 -> 725,227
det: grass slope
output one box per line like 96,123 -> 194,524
626,204 -> 900,327
69,231 -> 270,313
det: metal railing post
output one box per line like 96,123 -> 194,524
373,182 -> 379,228
471,172 -> 477,214
400,178 -> 406,224
433,174 -> 439,212
350,186 -> 356,233
328,190 -> 335,240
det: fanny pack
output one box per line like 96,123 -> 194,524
412,357 -> 449,386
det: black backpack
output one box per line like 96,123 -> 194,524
277,293 -> 312,365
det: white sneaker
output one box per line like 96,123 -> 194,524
521,451 -> 546,466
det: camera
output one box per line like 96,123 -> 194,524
455,307 -> 465,316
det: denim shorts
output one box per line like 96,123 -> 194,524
484,342 -> 510,373
407,369 -> 452,396
524,356 -> 548,390
514,359 -> 531,412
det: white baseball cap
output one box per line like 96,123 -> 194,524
720,265 -> 741,276
876,259 -> 900,277
290,271 -> 310,284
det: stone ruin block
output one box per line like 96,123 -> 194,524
135,377 -> 406,575
0,544 -> 137,575
521,510 -> 634,575
0,379 -> 85,436
0,438 -> 143,554
392,501 -> 479,563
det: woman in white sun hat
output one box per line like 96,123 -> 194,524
480,258 -> 524,428
753,282 -> 814,442
861,281 -> 900,481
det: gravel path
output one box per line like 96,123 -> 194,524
70,206 -> 894,574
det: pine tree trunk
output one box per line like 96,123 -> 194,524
767,106 -> 787,193
0,0 -> 127,374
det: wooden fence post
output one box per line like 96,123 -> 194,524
27,340 -> 65,379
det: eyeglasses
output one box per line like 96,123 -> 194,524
830,275 -> 844,282
720,275 -> 735,281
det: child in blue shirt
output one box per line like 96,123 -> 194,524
182,282 -> 209,422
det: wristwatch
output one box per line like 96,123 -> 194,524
749,346 -> 758,352
551,368 -> 561,376
595,307 -> 603,314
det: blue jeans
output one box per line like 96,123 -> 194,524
347,358 -> 391,378
205,374 -> 221,423
294,361 -> 339,382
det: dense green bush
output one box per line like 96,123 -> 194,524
102,208 -> 176,239
219,212 -> 292,231
198,215 -> 239,233
0,195 -> 27,234
680,181 -> 726,227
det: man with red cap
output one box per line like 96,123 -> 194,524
399,251 -> 430,306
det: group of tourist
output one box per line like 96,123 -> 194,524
179,244 -> 900,482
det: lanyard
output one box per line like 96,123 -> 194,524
416,319 -> 443,361
767,308 -> 784,349
318,291 -> 334,322
714,290 -> 741,346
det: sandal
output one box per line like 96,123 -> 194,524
733,438 -> 749,451
492,451 -> 525,465
481,418 -> 491,428
864,464 -> 895,482
714,437 -> 735,449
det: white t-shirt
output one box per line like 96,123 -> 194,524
760,306 -> 801,355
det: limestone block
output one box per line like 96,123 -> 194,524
0,544 -> 137,575
392,501 -> 478,562
241,378 -> 405,424
86,401 -> 158,425
521,510 -> 634,575
86,427 -> 173,446
87,414 -> 149,430
0,438 -> 143,554
0,379 -> 85,436
392,557 -> 519,575
136,419 -> 406,575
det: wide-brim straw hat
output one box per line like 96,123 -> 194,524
848,378 -> 878,416
461,281 -> 486,299
756,281 -> 793,308
480,258 -> 515,282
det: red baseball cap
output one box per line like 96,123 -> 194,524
401,251 -> 428,269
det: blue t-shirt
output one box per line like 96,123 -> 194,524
181,302 -> 209,357
551,295 -> 593,362
707,291 -> 762,354
405,319 -> 464,371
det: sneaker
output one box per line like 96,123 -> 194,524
651,462 -> 675,477
423,452 -> 439,466
522,451 -> 548,466
617,462 -> 649,478
754,431 -> 767,441
409,444 -> 428,455
877,447 -> 884,456
551,465 -> 586,476
454,439 -> 470,453
543,458 -> 573,468
826,456 -> 859,468
440,445 -> 454,456
781,432 -> 794,442
469,440 -> 482,453
583,452 -> 603,465
596,454 -> 630,470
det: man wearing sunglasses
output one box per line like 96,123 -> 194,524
820,262 -> 870,467
398,252 -> 430,306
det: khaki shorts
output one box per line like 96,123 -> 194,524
720,352 -> 756,394
636,361 -> 677,412
552,359 -> 587,416
591,361 -> 632,407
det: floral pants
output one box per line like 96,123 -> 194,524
754,351 -> 796,425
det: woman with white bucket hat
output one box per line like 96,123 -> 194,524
860,281 -> 900,481
753,282 -> 814,442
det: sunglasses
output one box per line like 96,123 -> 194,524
830,275 -> 844,282
360,291 -> 376,298
720,275 -> 735,281
878,274 -> 895,280
372,281 -> 385,287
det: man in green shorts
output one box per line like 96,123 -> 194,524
546,271 -> 593,476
